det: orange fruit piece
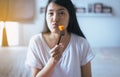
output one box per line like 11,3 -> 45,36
58,25 -> 64,31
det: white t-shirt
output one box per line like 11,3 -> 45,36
25,33 -> 94,77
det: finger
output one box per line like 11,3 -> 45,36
52,50 -> 61,57
52,44 -> 64,57
54,54 -> 61,60
50,45 -> 61,57
59,43 -> 64,50
50,45 -> 60,53
50,43 -> 64,58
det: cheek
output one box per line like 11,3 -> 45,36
46,16 -> 52,30
63,17 -> 69,28
46,16 -> 49,23
46,16 -> 51,25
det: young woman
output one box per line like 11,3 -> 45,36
25,0 -> 94,77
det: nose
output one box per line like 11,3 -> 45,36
52,13 -> 59,22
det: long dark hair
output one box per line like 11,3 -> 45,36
44,0 -> 85,38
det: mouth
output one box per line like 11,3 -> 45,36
52,23 -> 59,28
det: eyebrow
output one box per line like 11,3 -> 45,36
49,8 -> 66,12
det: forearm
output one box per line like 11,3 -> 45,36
36,44 -> 64,77
81,62 -> 92,77
36,58 -> 58,77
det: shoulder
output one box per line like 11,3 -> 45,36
28,33 -> 43,53
71,33 -> 88,44
29,33 -> 42,42
28,33 -> 43,47
71,33 -> 91,50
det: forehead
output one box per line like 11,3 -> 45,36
47,2 -> 67,11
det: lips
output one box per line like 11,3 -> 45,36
52,23 -> 58,28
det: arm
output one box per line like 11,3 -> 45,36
81,62 -> 92,77
31,44 -> 64,77
31,58 -> 57,77
31,67 -> 41,77
36,58 -> 58,77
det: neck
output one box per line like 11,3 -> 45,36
49,32 -> 59,40
42,31 -> 70,48
50,30 -> 69,38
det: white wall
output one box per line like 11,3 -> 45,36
18,0 -> 47,46
19,0 -> 120,47
74,0 -> 120,47
79,17 -> 120,47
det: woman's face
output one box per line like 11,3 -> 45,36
46,2 -> 69,33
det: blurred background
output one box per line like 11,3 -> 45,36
0,0 -> 120,77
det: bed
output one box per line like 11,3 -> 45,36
0,47 -> 31,77
0,47 -> 120,77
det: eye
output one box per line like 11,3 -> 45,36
48,12 -> 53,16
58,11 -> 65,16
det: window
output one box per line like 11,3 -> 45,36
0,21 -> 19,46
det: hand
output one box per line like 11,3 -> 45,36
50,43 -> 64,62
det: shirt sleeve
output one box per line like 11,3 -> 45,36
81,39 -> 95,66
25,37 -> 43,69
